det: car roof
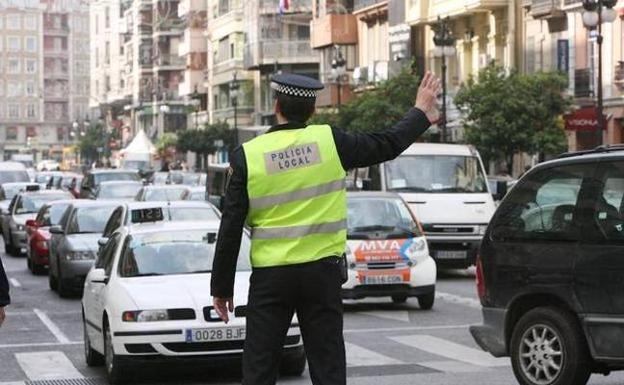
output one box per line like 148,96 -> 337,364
42,199 -> 79,207
67,200 -> 122,208
99,180 -> 142,186
123,200 -> 214,210
142,184 -> 190,190
1,182 -> 38,188
37,171 -> 64,176
530,148 -> 624,173
18,190 -> 74,197
88,169 -> 138,174
347,191 -> 403,199
402,143 -> 477,156
123,220 -> 221,236
0,162 -> 27,170
187,186 -> 205,192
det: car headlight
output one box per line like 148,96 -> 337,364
16,224 -> 25,231
36,240 -> 49,250
404,238 -> 428,264
64,250 -> 95,260
123,310 -> 169,322
477,225 -> 488,236
345,246 -> 356,270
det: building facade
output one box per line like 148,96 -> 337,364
0,0 -> 89,162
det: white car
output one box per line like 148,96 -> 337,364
342,192 -> 437,308
81,217 -> 305,384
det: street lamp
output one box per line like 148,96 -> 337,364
582,0 -> 617,147
230,72 -> 240,147
432,16 -> 456,143
190,84 -> 201,130
331,45 -> 347,108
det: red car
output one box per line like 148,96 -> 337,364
26,199 -> 75,274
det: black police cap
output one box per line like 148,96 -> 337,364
270,73 -> 324,99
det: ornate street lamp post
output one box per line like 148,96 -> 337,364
432,16 -> 456,143
190,84 -> 201,131
582,0 -> 617,147
230,72 -> 240,147
331,45 -> 347,108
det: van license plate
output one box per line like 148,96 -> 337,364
185,327 -> 245,343
363,275 -> 402,285
436,251 -> 467,259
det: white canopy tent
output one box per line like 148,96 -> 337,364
119,129 -> 156,156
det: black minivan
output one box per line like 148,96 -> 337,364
471,147 -> 624,385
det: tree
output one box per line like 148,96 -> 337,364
309,68 -> 421,134
176,121 -> 236,170
155,133 -> 178,163
454,63 -> 570,174
77,121 -> 115,165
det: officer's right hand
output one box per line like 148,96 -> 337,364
415,71 -> 442,124
213,296 -> 234,324
0,306 -> 5,327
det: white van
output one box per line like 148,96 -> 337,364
366,143 -> 496,268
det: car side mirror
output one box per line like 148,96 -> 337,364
49,225 -> 63,234
361,178 -> 372,191
90,268 -> 109,284
493,181 -> 508,201
98,237 -> 109,247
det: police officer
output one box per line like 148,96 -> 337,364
211,71 -> 441,385
0,255 -> 9,327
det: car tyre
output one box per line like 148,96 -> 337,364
83,316 -> 104,367
417,292 -> 435,310
57,266 -> 72,298
391,295 -> 408,304
5,232 -> 17,256
26,253 -> 33,272
280,348 -> 306,377
48,268 -> 58,291
104,320 -> 129,385
510,306 -> 591,385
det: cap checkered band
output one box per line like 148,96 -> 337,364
271,82 -> 318,98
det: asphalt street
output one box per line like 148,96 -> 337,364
2,249 -> 624,385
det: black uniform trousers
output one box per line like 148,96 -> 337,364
242,256 -> 345,385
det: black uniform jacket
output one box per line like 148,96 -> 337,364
211,107 -> 431,298
0,256 -> 10,307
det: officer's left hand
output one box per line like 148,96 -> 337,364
213,297 -> 234,323
0,306 -> 5,327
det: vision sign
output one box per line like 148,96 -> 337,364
564,106 -> 605,132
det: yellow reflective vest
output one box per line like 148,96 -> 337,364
243,124 -> 347,267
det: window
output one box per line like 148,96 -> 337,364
26,81 -> 35,96
24,15 -> 37,30
8,36 -> 20,52
105,7 -> 110,29
8,58 -> 20,73
25,36 -> 37,52
94,14 -> 99,34
95,47 -> 99,67
491,164 -> 594,241
25,59 -> 36,74
27,104 -> 36,118
105,41 -> 110,64
7,81 -> 21,97
0,80 -> 4,96
7,15 -> 20,30
591,161 -> 624,242
6,126 -> 18,140
8,104 -> 19,118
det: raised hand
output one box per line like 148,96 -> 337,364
415,71 -> 442,124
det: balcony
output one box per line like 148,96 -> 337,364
259,0 -> 312,14
429,0 -> 508,19
178,71 -> 206,95
44,49 -> 69,57
354,0 -> 385,11
574,68 -> 592,98
530,0 -> 564,18
154,54 -> 186,70
178,29 -> 207,56
153,19 -> 184,35
44,25 -> 70,36
212,106 -> 254,122
44,71 -> 69,80
244,40 -> 319,70
213,58 -> 243,76
311,14 -> 358,49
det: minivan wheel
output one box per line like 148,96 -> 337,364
511,307 -> 591,385
417,292 -> 435,310
391,295 -> 407,304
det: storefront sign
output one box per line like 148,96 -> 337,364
564,107 -> 604,131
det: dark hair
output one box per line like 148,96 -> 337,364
275,92 -> 316,123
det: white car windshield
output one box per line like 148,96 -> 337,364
38,203 -> 72,226
347,197 -> 422,238
168,207 -> 218,221
385,155 -> 488,193
119,229 -> 251,277
16,193 -> 73,215
143,187 -> 187,201
68,206 -> 117,234
98,183 -> 142,199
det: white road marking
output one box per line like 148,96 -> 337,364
345,342 -> 402,367
360,310 -> 410,323
0,382 -> 26,385
33,308 -> 71,344
0,341 -> 83,349
8,278 -> 21,288
343,324 -> 470,334
436,291 -> 482,309
389,335 -> 508,367
419,360 -> 485,373
15,351 -> 84,380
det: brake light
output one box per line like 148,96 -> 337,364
476,254 -> 486,299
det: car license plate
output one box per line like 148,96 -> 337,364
362,275 -> 403,285
185,327 -> 245,343
436,250 -> 468,259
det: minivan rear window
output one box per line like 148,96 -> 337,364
0,171 -> 30,184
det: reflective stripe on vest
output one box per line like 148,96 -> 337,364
243,124 -> 347,268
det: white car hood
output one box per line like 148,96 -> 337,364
399,193 -> 495,224
120,271 -> 251,310
66,233 -> 102,251
14,213 -> 36,226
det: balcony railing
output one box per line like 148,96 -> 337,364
354,0 -> 385,12
530,0 -> 564,17
574,68 -> 592,98
212,106 -> 254,122
155,54 -> 186,67
244,40 -> 318,69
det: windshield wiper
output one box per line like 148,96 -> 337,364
130,272 -> 164,277
388,187 -> 428,192
185,269 -> 212,274
433,187 -> 474,193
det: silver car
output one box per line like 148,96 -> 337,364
48,201 -> 118,297
135,185 -> 190,202
94,181 -> 143,201
1,189 -> 74,255
183,186 -> 206,201
0,182 -> 40,218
